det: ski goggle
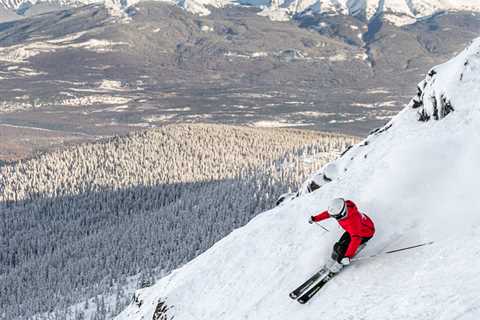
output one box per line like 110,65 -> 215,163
331,205 -> 347,220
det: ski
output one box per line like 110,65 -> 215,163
297,271 -> 336,304
292,241 -> 435,303
289,266 -> 329,300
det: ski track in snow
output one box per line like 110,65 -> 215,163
115,38 -> 480,320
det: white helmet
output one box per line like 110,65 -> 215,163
323,163 -> 338,181
328,198 -> 347,220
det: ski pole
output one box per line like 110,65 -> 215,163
384,241 -> 434,254
352,241 -> 434,262
314,222 -> 329,232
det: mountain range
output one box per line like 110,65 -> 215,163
1,0 -> 480,23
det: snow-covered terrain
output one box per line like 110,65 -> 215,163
115,38 -> 480,320
0,0 -> 95,19
0,0 -> 97,11
0,33 -> 128,64
203,0 -> 480,23
1,0 -> 479,23
261,0 -> 480,24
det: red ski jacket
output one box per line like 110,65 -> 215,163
312,200 -> 375,258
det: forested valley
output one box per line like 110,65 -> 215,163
0,124 -> 357,319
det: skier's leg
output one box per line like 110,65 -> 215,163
328,232 -> 351,273
351,236 -> 373,258
356,243 -> 367,255
361,236 -> 372,245
331,232 -> 350,261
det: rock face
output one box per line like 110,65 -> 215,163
409,39 -> 480,122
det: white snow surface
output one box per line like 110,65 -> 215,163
115,38 -> 480,320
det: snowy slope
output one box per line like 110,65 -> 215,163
115,38 -> 480,320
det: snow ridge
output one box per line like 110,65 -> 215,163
115,37 -> 480,320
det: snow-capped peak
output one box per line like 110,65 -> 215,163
0,0 -> 97,11
260,0 -> 480,24
2,0 -> 480,24
115,37 -> 480,320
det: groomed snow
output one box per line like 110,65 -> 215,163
116,39 -> 480,320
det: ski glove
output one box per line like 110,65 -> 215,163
340,257 -> 350,265
308,216 -> 315,224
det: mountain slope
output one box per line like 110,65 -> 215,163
115,38 -> 480,319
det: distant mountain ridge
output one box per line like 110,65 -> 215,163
1,0 -> 479,23
0,0 -> 92,19
258,0 -> 480,25
0,0 -> 89,10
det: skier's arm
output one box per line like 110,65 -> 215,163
344,235 -> 362,258
311,211 -> 330,222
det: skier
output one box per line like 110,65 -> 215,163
309,198 -> 375,273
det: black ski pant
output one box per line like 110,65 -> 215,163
331,232 -> 372,262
